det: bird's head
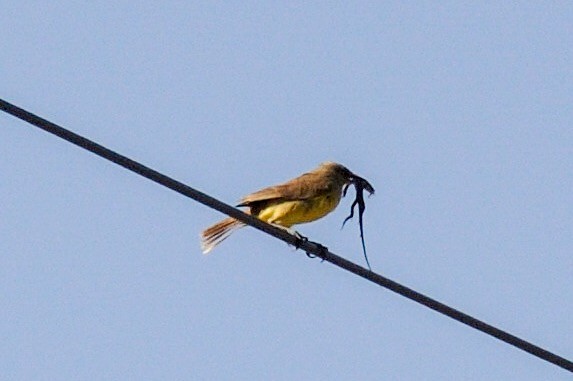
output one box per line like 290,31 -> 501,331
320,161 -> 375,195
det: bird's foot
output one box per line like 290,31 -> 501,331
310,242 -> 328,261
270,224 -> 327,261
296,237 -> 328,261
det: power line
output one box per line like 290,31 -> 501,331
1,97 -> 572,373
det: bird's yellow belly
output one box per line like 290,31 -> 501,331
256,193 -> 341,228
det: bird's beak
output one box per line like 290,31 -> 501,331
342,172 -> 375,198
350,174 -> 375,195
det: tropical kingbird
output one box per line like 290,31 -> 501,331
201,161 -> 371,253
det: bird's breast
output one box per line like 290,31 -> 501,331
256,190 -> 342,228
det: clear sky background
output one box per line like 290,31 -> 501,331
2,2 -> 572,380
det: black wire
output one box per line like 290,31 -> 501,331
2,98 -> 572,373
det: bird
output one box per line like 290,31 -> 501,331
201,161 -> 362,254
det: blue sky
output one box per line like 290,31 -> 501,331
2,2 -> 572,380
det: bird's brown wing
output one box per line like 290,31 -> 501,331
237,171 -> 334,207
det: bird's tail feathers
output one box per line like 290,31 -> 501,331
201,217 -> 246,254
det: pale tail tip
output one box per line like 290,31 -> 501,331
200,234 -> 214,254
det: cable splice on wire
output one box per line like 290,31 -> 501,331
1,97 -> 572,374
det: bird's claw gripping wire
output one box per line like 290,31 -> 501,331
293,235 -> 314,258
293,234 -> 308,250
311,242 -> 329,262
293,234 -> 328,261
